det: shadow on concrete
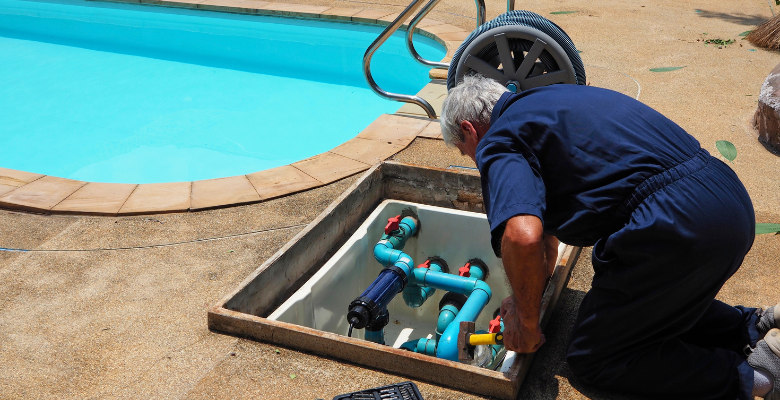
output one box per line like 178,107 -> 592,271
695,9 -> 768,27
517,288 -> 644,400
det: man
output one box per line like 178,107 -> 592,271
440,74 -> 779,399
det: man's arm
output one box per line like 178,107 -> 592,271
499,214 -> 556,353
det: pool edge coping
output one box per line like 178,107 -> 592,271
0,0 -> 466,216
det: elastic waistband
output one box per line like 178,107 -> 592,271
620,149 -> 711,215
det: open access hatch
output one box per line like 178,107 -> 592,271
208,162 -> 581,399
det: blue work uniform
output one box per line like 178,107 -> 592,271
476,85 -> 758,399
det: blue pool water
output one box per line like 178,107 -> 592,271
0,0 -> 445,183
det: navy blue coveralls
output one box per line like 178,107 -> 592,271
476,85 -> 758,399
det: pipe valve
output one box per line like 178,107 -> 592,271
385,215 -> 401,234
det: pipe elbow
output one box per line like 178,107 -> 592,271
373,242 -> 404,266
399,217 -> 418,237
473,279 -> 492,300
436,324 -> 460,361
402,285 -> 427,308
400,340 -> 418,352
394,254 -> 414,275
436,304 -> 458,337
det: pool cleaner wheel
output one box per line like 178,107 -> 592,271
447,10 -> 586,92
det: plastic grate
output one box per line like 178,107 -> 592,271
332,381 -> 424,400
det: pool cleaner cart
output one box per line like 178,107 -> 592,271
363,0 -> 586,118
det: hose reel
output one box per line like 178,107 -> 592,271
447,10 -> 586,92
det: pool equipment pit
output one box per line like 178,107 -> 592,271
269,200 -> 526,370
210,162 -> 581,399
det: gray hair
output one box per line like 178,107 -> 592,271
440,74 -> 508,146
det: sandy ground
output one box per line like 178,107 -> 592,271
1,0 -> 779,399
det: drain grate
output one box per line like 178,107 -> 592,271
332,381 -> 424,400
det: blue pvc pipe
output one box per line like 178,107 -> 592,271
468,264 -> 486,281
415,338 -> 437,356
436,304 -> 459,339
436,284 -> 492,361
402,260 -> 444,308
400,339 -> 418,351
398,338 -> 437,356
410,268 -> 483,295
365,328 -> 385,344
373,216 -> 418,266
348,214 -> 418,331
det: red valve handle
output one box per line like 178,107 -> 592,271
416,259 -> 431,269
458,262 -> 471,277
385,215 -> 401,234
489,315 -> 502,333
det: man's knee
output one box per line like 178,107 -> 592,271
566,350 -> 609,386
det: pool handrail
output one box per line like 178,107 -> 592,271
364,0 -> 512,118
363,0 -> 437,118
404,0 -> 485,70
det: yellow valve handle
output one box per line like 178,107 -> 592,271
468,333 -> 503,346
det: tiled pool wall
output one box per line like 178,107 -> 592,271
0,0 -> 469,215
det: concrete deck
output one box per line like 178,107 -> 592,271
1,0 -> 779,399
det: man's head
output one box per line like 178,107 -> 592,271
440,74 -> 508,161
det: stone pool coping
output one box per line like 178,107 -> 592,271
0,0 -> 469,216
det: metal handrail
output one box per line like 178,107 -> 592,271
362,0 -> 499,118
363,0 -> 437,118
404,0 -> 486,70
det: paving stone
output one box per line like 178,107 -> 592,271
330,137 -> 407,165
0,168 -> 44,198
356,114 -> 431,146
262,2 -> 328,17
0,176 -> 85,211
418,120 -> 443,139
291,152 -> 369,184
246,165 -> 323,200
52,182 -> 138,215
351,9 -> 394,24
191,176 -> 261,210
319,6 -> 364,20
118,182 -> 191,214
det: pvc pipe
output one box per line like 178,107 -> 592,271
398,338 -> 437,356
468,264 -> 486,281
410,268 -> 484,295
348,214 -> 418,329
365,328 -> 385,344
436,285 -> 492,361
415,338 -> 437,356
436,303 -> 459,339
373,216 -> 418,267
400,339 -> 418,352
402,259 -> 444,308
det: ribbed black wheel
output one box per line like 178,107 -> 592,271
447,10 -> 586,91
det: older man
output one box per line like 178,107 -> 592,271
440,74 -> 779,399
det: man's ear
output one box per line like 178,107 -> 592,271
460,120 -> 478,142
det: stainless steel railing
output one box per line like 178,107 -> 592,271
362,0 -> 509,118
363,0 -> 437,118
405,0 -> 485,70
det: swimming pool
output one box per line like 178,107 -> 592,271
0,0 -> 445,184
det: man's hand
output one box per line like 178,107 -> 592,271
500,296 -> 545,353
